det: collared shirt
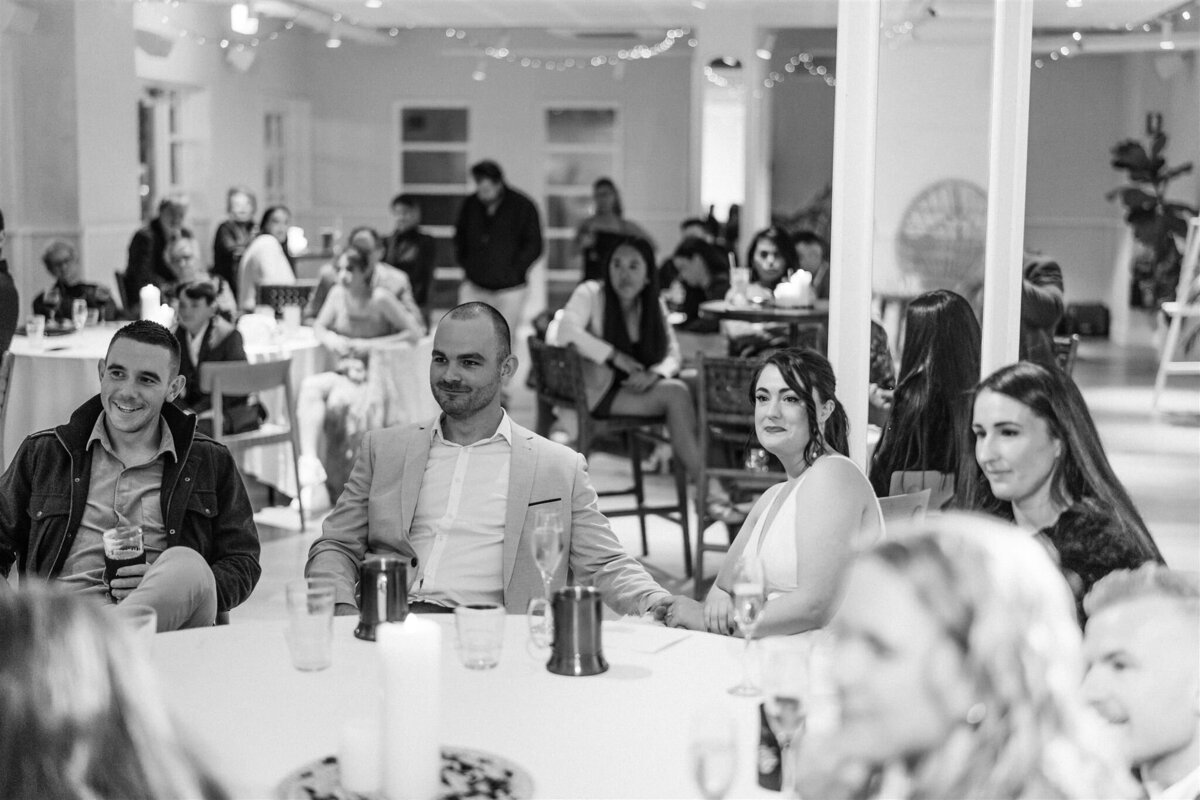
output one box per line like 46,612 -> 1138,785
59,415 -> 177,594
408,412 -> 512,608
184,325 -> 205,370
1145,765 -> 1200,800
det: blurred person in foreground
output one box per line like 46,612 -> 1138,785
0,582 -> 226,799
1083,565 -> 1200,800
800,513 -> 1135,800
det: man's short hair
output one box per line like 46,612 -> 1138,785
348,225 -> 380,251
1085,564 -> 1200,620
107,320 -> 181,376
41,240 -> 76,270
158,194 -> 189,216
179,281 -> 217,305
443,302 -> 511,360
470,160 -> 504,184
226,186 -> 256,213
792,229 -> 828,255
390,193 -> 420,210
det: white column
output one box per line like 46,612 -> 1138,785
980,0 -> 1033,377
829,0 -> 881,469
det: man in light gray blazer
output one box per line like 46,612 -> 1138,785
306,302 -> 694,619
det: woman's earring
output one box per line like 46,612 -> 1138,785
964,702 -> 987,727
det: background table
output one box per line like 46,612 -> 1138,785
152,616 -> 776,799
698,301 -> 830,349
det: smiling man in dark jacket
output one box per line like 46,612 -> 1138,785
0,320 -> 260,629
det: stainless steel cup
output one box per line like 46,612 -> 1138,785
546,585 -> 608,676
355,556 -> 409,641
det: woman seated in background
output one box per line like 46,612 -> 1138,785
804,514 -> 1132,800
687,348 -> 882,637
173,281 -> 261,437
212,186 -> 257,297
549,235 -> 737,512
669,237 -> 729,333
238,205 -> 295,312
723,226 -> 799,357
0,584 -> 227,800
960,361 -> 1164,622
167,236 -> 237,320
869,289 -> 979,502
297,245 -> 422,506
31,240 -> 117,324
572,177 -> 655,283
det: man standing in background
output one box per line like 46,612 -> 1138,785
453,160 -> 543,337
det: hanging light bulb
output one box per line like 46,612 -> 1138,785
755,33 -> 776,61
471,58 -> 487,81
325,22 -> 342,48
1159,21 -> 1176,50
230,2 -> 258,36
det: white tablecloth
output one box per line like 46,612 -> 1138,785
152,615 -> 772,800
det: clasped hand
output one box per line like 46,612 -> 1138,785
108,563 -> 149,602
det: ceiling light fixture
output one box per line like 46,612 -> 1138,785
755,33 -> 776,61
230,2 -> 258,36
1159,21 -> 1176,49
1066,0 -> 1082,7
364,0 -> 382,7
326,23 -> 341,48
471,58 -> 487,81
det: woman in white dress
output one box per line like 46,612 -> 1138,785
238,204 -> 295,312
698,348 -> 882,637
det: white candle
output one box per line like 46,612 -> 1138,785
339,716 -> 382,795
377,618 -> 442,800
157,304 -> 176,329
139,285 -> 161,320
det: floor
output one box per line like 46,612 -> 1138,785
234,310 -> 1199,622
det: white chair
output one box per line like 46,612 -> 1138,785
1154,217 -> 1200,411
200,358 -> 304,531
878,488 -> 932,535
888,470 -> 954,511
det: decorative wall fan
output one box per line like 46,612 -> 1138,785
895,179 -> 988,289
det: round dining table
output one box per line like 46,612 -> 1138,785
152,615 -> 779,799
698,301 -> 829,350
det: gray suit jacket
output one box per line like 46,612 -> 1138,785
305,417 -> 670,616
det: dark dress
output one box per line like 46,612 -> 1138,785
0,259 -> 18,354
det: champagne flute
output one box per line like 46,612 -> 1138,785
71,298 -> 89,331
761,639 -> 811,798
526,509 -> 564,648
689,709 -> 737,800
728,558 -> 766,696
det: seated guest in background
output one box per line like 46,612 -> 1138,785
238,205 -> 295,312
1021,250 -> 1066,367
296,246 -> 423,507
670,237 -> 730,333
125,194 -> 190,317
0,584 -> 227,800
167,235 -> 236,320
174,282 -> 261,437
382,194 -> 436,322
0,321 -> 261,629
212,186 -> 258,297
793,229 -> 830,300
658,216 -> 721,308
306,302 -> 699,620
1083,565 -> 1200,800
305,227 -> 425,333
0,208 -> 17,354
572,177 -> 655,283
32,240 -> 117,324
802,513 -> 1133,800
869,290 -> 979,501
961,361 -> 1164,622
675,348 -> 881,637
724,226 -> 799,357
549,236 -> 737,517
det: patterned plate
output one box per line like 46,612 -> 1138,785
275,746 -> 534,800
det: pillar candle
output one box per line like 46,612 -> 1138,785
139,285 -> 161,320
377,618 -> 442,800
339,716 -> 382,795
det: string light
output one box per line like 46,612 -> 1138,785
1034,1 -> 1197,71
477,27 -> 692,72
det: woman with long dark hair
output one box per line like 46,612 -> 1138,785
961,361 -> 1164,621
869,289 -> 980,500
237,204 -> 296,311
724,226 -> 800,356
670,236 -> 730,332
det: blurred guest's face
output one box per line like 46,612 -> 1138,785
336,255 -> 371,291
430,315 -> 512,420
608,244 -> 649,305
168,243 -> 200,282
674,254 -> 707,288
754,365 -> 827,462
229,192 -> 255,223
594,184 -> 618,215
349,233 -> 381,266
160,203 -> 187,232
266,209 -> 290,242
46,251 -> 78,283
752,238 -> 786,285
475,178 -> 502,205
830,559 -> 969,764
796,241 -> 824,271
1083,598 -> 1200,776
972,390 -> 1061,510
177,293 -> 216,335
392,202 -> 420,233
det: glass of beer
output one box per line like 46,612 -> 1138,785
102,526 -> 145,586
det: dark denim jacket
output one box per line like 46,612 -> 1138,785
0,396 -> 261,611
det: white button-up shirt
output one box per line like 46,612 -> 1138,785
408,413 -> 512,608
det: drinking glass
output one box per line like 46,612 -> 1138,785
284,578 -> 336,671
761,639 -> 811,798
727,558 -> 766,696
689,709 -> 737,800
526,508 -> 564,648
454,603 -> 506,669
102,525 -> 146,588
71,298 -> 89,330
25,314 -> 46,351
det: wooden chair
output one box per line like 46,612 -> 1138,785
1154,217 -> 1200,411
0,351 -> 13,463
693,354 -> 782,596
527,338 -> 691,575
199,358 -> 304,531
878,487 -> 932,535
1052,334 -> 1080,376
114,270 -> 131,318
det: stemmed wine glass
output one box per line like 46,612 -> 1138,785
727,557 -> 766,696
526,509 -> 564,648
689,708 -> 738,800
761,639 -> 811,798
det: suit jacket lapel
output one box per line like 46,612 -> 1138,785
503,426 -> 537,591
400,424 -> 432,534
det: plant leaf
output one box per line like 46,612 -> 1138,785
1164,201 -> 1199,216
1109,187 -> 1157,210
1110,140 -> 1150,171
1162,163 -> 1194,182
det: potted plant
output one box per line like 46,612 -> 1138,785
1108,132 -> 1196,308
